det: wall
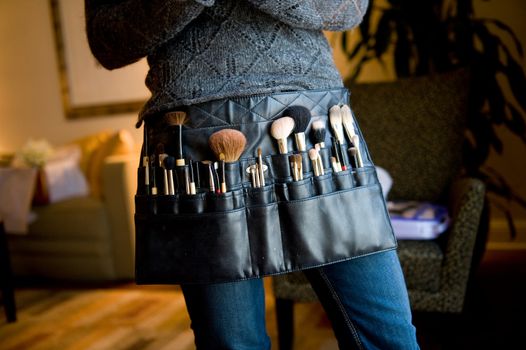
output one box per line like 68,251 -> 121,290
0,0 -> 141,154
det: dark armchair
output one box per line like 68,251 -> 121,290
272,70 -> 486,349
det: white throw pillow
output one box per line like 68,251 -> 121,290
43,145 -> 89,203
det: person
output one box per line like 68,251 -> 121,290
85,1 -> 419,349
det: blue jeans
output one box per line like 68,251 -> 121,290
181,250 -> 419,349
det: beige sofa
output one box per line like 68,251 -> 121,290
7,137 -> 137,282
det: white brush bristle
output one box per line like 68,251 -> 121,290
312,119 -> 325,130
329,105 -> 344,142
270,117 -> 295,140
341,104 -> 354,125
329,105 -> 342,124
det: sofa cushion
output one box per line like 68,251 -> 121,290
70,131 -> 113,177
87,130 -> 135,198
24,196 -> 110,240
397,240 -> 444,293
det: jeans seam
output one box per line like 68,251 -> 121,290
318,268 -> 364,350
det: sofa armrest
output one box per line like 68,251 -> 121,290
101,154 -> 137,279
442,177 -> 486,291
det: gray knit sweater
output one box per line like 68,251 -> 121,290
85,0 -> 368,124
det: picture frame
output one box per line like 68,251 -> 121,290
49,0 -> 149,119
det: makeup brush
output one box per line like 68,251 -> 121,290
310,119 -> 326,148
163,156 -> 176,195
150,156 -> 158,195
191,159 -> 200,190
156,143 -> 169,194
296,154 -> 303,180
188,158 -> 196,194
331,156 -> 340,173
341,104 -> 356,144
202,160 -> 216,193
156,143 -> 168,167
351,135 -> 364,168
329,105 -> 345,144
283,106 -> 311,152
330,137 -> 343,172
309,148 -> 323,177
208,129 -> 247,162
257,148 -> 265,187
142,126 -> 150,195
219,153 -> 227,193
164,111 -> 188,166
270,117 -> 295,154
289,154 -> 303,181
348,146 -> 358,169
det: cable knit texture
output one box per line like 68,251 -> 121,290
85,0 -> 368,124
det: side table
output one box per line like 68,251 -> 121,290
0,221 -> 16,322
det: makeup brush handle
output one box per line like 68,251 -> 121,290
311,158 -> 320,177
163,170 -> 169,195
294,133 -> 306,152
277,138 -> 288,154
168,170 -> 175,195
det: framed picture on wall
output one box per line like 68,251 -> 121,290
49,0 -> 149,119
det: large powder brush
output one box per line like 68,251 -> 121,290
270,116 -> 295,154
283,106 -> 311,152
208,129 -> 247,162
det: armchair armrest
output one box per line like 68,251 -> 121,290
101,154 -> 137,279
442,177 -> 485,300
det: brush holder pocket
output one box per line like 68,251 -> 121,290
355,167 -> 376,186
333,169 -> 355,191
285,178 -> 314,201
179,192 -> 207,214
208,189 -> 245,212
135,208 -> 252,284
135,87 -> 396,285
246,202 -> 284,275
245,185 -> 276,206
313,173 -> 334,195
156,195 -> 179,214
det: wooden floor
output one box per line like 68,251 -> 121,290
1,249 -> 525,350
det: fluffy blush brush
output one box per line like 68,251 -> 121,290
283,106 -> 311,152
270,117 -> 295,154
208,129 -> 247,162
164,111 -> 188,166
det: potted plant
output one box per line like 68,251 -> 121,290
340,0 -> 526,239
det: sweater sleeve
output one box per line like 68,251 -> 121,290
85,0 -> 215,70
246,0 -> 368,31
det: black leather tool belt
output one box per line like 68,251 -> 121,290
134,88 -> 396,284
